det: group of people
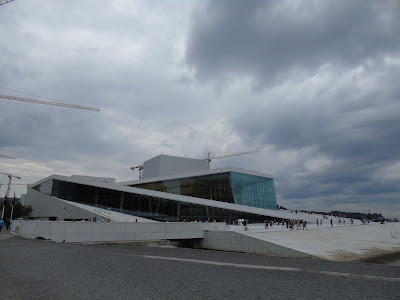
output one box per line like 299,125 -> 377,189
54,217 -> 111,222
281,219 -> 308,230
238,216 -> 355,232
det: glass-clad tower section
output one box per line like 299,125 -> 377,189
132,173 -> 234,204
131,171 -> 277,211
230,172 -> 276,210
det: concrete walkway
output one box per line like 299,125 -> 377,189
0,228 -> 14,240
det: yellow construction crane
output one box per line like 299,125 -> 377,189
0,0 -> 15,5
205,150 -> 259,169
0,171 -> 21,219
130,165 -> 143,179
0,94 -> 100,112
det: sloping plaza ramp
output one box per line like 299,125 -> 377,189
196,223 -> 400,262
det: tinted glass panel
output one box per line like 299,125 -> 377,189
132,173 -> 234,204
230,172 -> 277,210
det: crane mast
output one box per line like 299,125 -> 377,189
0,94 -> 100,111
0,171 -> 21,219
0,183 -> 26,220
130,165 -> 143,179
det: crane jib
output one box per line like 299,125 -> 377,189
0,94 -> 100,112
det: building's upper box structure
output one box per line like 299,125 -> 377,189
142,154 -> 208,179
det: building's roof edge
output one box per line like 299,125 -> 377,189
119,167 -> 273,186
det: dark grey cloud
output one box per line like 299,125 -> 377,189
185,0 -> 400,215
232,64 -> 400,202
186,0 -> 400,87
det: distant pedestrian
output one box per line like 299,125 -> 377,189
316,219 -> 319,226
303,220 -> 307,230
0,219 -> 3,232
351,218 -> 354,225
265,220 -> 269,229
330,218 -> 333,227
243,220 -> 248,231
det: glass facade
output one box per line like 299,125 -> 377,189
132,172 -> 277,211
32,179 -> 271,223
132,173 -> 234,204
230,173 -> 276,210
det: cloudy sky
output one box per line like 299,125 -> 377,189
1,0 -> 399,217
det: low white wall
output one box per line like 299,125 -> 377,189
11,220 -> 226,243
196,231 -> 314,259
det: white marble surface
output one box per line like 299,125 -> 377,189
227,221 -> 400,260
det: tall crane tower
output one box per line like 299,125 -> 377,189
0,171 -> 21,219
205,150 -> 259,169
0,94 -> 100,111
0,182 -> 27,220
130,165 -> 143,179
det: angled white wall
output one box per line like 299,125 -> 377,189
11,220 -> 226,243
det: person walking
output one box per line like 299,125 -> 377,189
0,219 -> 3,233
243,220 -> 248,231
303,220 -> 307,230
330,218 -> 333,227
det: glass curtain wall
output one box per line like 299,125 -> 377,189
32,179 -> 270,223
132,173 -> 235,204
133,172 -> 277,210
230,172 -> 277,210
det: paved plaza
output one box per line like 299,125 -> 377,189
1,231 -> 400,300
227,220 -> 400,262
